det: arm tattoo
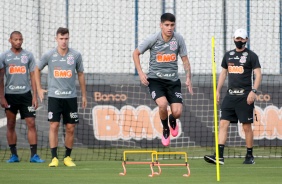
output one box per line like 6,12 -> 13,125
183,60 -> 191,78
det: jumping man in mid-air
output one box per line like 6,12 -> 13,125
133,13 -> 193,146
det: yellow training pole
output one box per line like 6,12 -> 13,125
212,36 -> 220,181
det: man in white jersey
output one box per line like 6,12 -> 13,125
35,27 -> 87,167
133,13 -> 193,146
0,31 -> 45,163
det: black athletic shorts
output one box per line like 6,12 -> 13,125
148,78 -> 183,104
48,97 -> 78,124
220,95 -> 254,123
5,91 -> 35,119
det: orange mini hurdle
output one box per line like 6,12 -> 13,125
119,150 -> 161,176
119,150 -> 191,177
150,151 -> 191,177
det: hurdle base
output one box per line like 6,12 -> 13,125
151,163 -> 191,177
119,161 -> 161,176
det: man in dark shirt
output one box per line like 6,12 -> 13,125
204,28 -> 262,165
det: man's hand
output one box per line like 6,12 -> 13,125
37,88 -> 47,102
185,78 -> 194,95
81,96 -> 87,109
216,91 -> 221,104
139,72 -> 149,86
247,91 -> 256,105
0,97 -> 9,108
32,95 -> 38,110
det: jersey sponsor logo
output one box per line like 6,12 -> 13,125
228,88 -> 244,95
234,56 -> 240,60
229,51 -> 235,55
169,41 -> 177,51
6,58 -> 12,62
21,55 -> 28,64
239,56 -> 247,64
67,55 -> 74,65
242,52 -> 248,56
53,70 -> 72,78
70,112 -> 78,119
156,72 -> 175,78
9,66 -> 26,74
14,56 -> 20,60
60,58 -> 66,62
228,66 -> 244,74
164,44 -> 169,48
54,90 -> 72,95
156,53 -> 176,62
9,85 -> 26,90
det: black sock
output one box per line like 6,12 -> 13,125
51,147 -> 58,159
65,146 -> 72,158
247,147 -> 253,156
9,144 -> 17,156
161,117 -> 169,129
218,144 -> 225,158
30,144 -> 37,157
169,114 -> 176,129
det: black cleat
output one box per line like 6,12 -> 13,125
204,155 -> 224,165
243,154 -> 255,164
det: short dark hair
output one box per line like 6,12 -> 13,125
10,31 -> 22,38
56,27 -> 69,36
161,13 -> 175,23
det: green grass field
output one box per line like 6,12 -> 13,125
0,158 -> 281,184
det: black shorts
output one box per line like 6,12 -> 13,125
5,91 -> 35,119
48,97 -> 79,124
220,95 -> 254,123
148,78 -> 183,104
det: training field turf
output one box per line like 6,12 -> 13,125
0,158 -> 281,184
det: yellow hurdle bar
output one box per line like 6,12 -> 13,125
119,150 -> 160,176
150,151 -> 190,177
123,150 -> 157,162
